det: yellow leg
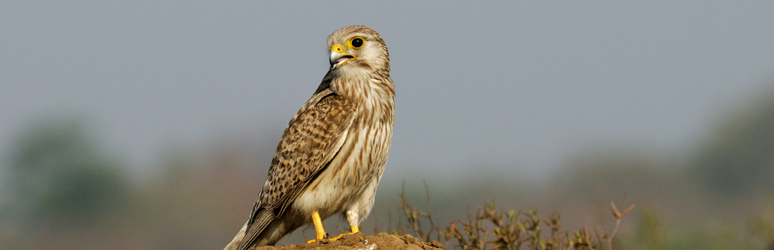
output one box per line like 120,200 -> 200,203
306,211 -> 327,243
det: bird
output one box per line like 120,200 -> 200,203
224,25 -> 395,250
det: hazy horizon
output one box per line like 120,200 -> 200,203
3,1 -> 774,180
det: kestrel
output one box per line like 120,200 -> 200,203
224,25 -> 395,250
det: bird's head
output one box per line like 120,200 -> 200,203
327,25 -> 389,75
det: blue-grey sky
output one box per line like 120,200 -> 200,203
2,2 -> 774,179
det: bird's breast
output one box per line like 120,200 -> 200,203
293,117 -> 393,217
292,76 -> 394,217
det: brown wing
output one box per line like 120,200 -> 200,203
238,87 -> 356,248
260,88 -> 356,210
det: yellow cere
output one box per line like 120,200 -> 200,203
331,44 -> 346,53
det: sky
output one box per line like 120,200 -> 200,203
2,1 -> 774,180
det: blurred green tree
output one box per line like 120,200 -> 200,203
7,117 -> 127,227
691,86 -> 774,198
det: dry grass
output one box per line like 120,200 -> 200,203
388,182 -> 634,250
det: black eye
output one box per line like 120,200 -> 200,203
350,38 -> 364,48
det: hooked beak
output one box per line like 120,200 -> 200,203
330,44 -> 355,69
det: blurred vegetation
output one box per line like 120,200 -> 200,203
689,86 -> 774,199
2,118 -> 128,248
2,85 -> 774,249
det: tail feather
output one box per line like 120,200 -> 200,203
231,208 -> 276,250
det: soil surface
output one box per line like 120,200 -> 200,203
249,233 -> 444,250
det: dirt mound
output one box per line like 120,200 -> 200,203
250,233 -> 444,250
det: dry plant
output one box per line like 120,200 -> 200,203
389,183 -> 635,250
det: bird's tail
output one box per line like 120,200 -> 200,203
223,221 -> 248,250
224,208 -> 278,250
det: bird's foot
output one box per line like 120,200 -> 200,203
330,224 -> 360,241
306,232 -> 358,244
329,231 -> 359,241
306,234 -> 329,244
